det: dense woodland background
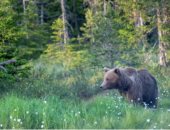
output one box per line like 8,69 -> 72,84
0,0 -> 170,78
0,0 -> 170,129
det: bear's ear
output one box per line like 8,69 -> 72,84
114,68 -> 121,75
104,67 -> 110,72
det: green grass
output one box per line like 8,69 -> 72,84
1,59 -> 170,129
0,92 -> 170,129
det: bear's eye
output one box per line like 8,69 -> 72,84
106,78 -> 109,81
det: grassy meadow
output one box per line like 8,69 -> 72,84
0,59 -> 170,129
1,0 -> 170,129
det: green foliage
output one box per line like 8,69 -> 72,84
0,0 -> 21,45
51,18 -> 64,43
1,91 -> 170,129
0,0 -> 170,128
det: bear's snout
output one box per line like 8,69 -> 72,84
100,82 -> 105,89
100,82 -> 108,90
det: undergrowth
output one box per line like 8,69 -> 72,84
0,58 -> 170,129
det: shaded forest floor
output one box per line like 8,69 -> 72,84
0,60 -> 170,129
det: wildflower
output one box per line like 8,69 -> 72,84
17,119 -> 21,122
10,116 -> 13,119
42,121 -> 44,124
13,118 -> 16,121
20,122 -> 23,125
153,125 -> 156,129
78,111 -> 81,114
26,111 -> 29,114
41,125 -> 44,128
44,100 -> 47,104
118,96 -> 122,101
167,109 -> 170,112
117,112 -> 121,116
75,113 -> 78,117
115,106 -> 118,108
0,124 -> 2,127
14,109 -> 17,112
94,121 -> 97,125
35,112 -> 38,115
168,124 -> 170,127
146,119 -> 150,123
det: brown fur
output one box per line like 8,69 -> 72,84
100,67 -> 158,108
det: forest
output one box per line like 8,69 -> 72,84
0,0 -> 170,129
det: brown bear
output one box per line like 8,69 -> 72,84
100,67 -> 158,108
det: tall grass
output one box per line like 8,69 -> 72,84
15,58 -> 103,99
0,93 -> 170,129
1,57 -> 170,129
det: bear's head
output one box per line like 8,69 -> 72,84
100,67 -> 121,90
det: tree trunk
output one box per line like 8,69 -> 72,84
157,7 -> 168,67
40,4 -> 44,24
103,0 -> 107,16
133,0 -> 143,27
23,0 -> 29,39
61,0 -> 69,44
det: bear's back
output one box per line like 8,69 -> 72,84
121,67 -> 137,76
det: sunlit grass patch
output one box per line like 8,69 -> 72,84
1,93 -> 170,129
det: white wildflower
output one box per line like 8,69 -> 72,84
17,119 -> 21,122
0,124 -> 2,127
94,121 -> 97,125
10,116 -> 13,119
146,119 -> 150,123
75,113 -> 78,117
26,111 -> 29,114
117,112 -> 121,116
35,112 -> 38,115
41,125 -> 44,128
44,100 -> 47,104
